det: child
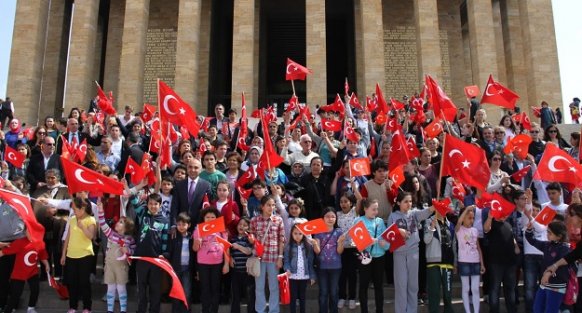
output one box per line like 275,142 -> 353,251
193,207 -> 230,313
0,235 -> 49,313
526,220 -> 571,313
386,192 -> 434,313
284,223 -> 316,313
247,180 -> 267,218
168,212 -> 194,313
250,195 -> 286,313
354,198 -> 390,313
213,180 -> 241,237
455,206 -> 485,313
230,218 -> 255,313
272,187 -> 307,237
158,175 -> 175,219
134,193 -> 170,313
61,197 -> 97,313
97,200 -> 136,313
336,193 -> 358,309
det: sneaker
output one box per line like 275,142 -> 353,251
27,308 -> 38,313
348,300 -> 357,309
338,299 -> 345,309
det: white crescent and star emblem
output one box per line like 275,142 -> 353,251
353,227 -> 364,239
448,149 -> 470,169
324,121 -> 334,129
302,225 -> 315,232
548,155 -> 575,173
79,144 -> 87,153
163,95 -> 178,115
202,224 -> 215,232
485,84 -> 498,97
12,198 -> 30,215
490,200 -> 502,212
541,213 -> 549,222
386,230 -> 396,241
391,174 -> 399,182
353,162 -> 364,173
286,64 -> 298,74
24,251 -> 38,267
74,169 -> 99,185
7,152 -> 16,161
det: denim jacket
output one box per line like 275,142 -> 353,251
283,241 -> 316,280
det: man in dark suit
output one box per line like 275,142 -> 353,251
117,132 -> 145,180
26,136 -> 61,193
56,118 -> 102,154
170,159 -> 211,229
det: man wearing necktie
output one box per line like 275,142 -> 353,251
170,159 -> 211,232
56,118 -> 102,154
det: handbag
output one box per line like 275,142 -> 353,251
246,218 -> 273,277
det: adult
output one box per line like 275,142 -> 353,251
26,136 -> 61,193
296,157 -> 332,220
170,159 -> 212,228
487,151 -> 510,194
0,97 -> 14,130
96,136 -> 121,173
209,103 -> 229,134
282,134 -> 320,171
108,124 -> 124,158
56,118 -> 101,154
478,126 -> 501,160
527,123 -> 546,163
543,125 -> 570,150
539,101 -> 556,130
44,116 -> 59,140
117,132 -> 145,181
569,97 -> 580,124
28,126 -> 48,156
117,105 -> 135,127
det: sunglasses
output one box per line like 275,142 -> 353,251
495,131 -> 504,134
44,143 -> 55,146
492,157 -> 502,161
548,130 -> 558,133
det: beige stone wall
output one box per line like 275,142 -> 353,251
196,0 -> 212,114
231,0 -> 256,112
175,0 -> 202,108
305,0 -> 327,107
357,0 -> 385,98
438,0 -> 465,106
103,0 -> 125,106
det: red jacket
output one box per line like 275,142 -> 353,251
1,237 -> 48,280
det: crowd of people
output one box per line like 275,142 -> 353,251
0,88 -> 580,313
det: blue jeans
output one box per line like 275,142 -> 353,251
488,262 -> 517,313
255,261 -> 279,313
318,268 -> 341,313
524,255 -> 543,313
533,288 -> 564,313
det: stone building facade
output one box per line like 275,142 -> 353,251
7,0 -> 561,126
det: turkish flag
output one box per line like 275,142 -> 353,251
237,186 -> 253,200
321,118 -> 342,132
61,157 -> 124,195
141,103 -> 156,123
236,92 -> 250,152
410,97 -> 424,111
512,112 -> 532,131
148,130 -> 162,154
256,109 -> 284,171
296,218 -> 328,235
451,180 -> 466,202
532,107 -> 542,118
344,125 -> 360,143
344,78 -> 349,96
535,206 -> 557,226
202,194 -> 210,209
389,166 -> 405,190
48,272 -> 69,299
0,188 -> 45,251
503,134 -> 532,159
464,85 -> 480,98
488,193 -> 515,219
95,81 -> 117,115
348,220 -> 374,252
349,158 -> 371,177
442,134 -> 491,191
366,96 -> 378,112
236,166 -> 256,188
76,139 -> 88,163
388,130 -> 412,171
125,157 -> 145,185
480,74 -> 519,109
385,115 -> 400,133
475,192 -> 494,208
536,143 -> 582,186
197,216 -> 226,237
321,95 -> 345,114
390,98 -> 405,111
159,136 -> 173,169
510,165 -> 531,183
285,58 -> 311,81
425,75 -> 457,122
4,145 -> 25,168
424,118 -> 443,138
410,109 -> 426,124
278,273 -> 291,305
369,136 -> 377,159
130,256 -> 188,308
349,93 -> 364,111
158,80 -> 201,137
215,235 -> 233,249
375,113 -> 387,126
380,223 -> 406,252
432,198 -> 452,216
375,83 -> 389,114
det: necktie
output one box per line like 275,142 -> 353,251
71,132 -> 78,147
188,179 -> 196,204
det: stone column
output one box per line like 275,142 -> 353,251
305,0 -> 327,107
356,0 -> 385,98
231,0 -> 256,111
197,0 -> 212,113
175,0 -> 202,107
6,0 -> 50,126
518,0 -> 561,110
63,0 -> 100,114
103,0 -> 126,100
413,0 -> 442,84
466,0 -> 500,119
117,0 -> 150,110
500,0 -> 528,108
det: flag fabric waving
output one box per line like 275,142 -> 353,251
388,166 -> 405,190
257,109 -> 284,171
158,80 -> 201,137
464,85 -> 480,98
535,143 -> 582,186
425,75 -> 457,122
535,206 -> 557,226
432,198 -> 452,216
197,216 -> 226,237
95,82 -> 116,115
0,188 -> 45,250
4,145 -> 25,168
480,74 -> 520,109
61,157 -> 125,195
510,165 -> 532,183
349,158 -> 371,177
285,58 -> 311,81
424,118 -> 443,138
451,180 -> 466,202
375,83 -> 390,114
125,157 -> 146,185
380,223 -> 406,252
488,192 -> 515,219
388,130 -> 412,171
320,119 -> 342,132
441,134 -> 491,191
130,256 -> 188,308
503,134 -> 532,159
348,220 -> 374,252
295,218 -> 328,235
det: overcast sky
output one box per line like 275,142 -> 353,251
0,0 -> 580,121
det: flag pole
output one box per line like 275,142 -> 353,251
235,92 -> 244,152
291,80 -> 297,97
436,133 -> 447,199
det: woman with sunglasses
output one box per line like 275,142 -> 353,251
28,126 -> 47,156
487,151 -> 510,194
543,126 -> 570,150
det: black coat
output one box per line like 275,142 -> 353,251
167,231 -> 196,273
170,178 -> 212,227
26,153 -> 62,193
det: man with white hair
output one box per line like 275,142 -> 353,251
281,134 -> 320,170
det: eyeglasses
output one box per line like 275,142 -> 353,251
548,130 -> 558,133
46,176 -> 57,180
530,131 -> 539,134
44,143 -> 55,146
495,131 -> 504,134
37,132 -> 46,135
492,158 -> 501,161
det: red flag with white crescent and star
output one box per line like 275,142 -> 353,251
348,220 -> 374,252
480,74 -> 519,109
60,156 -> 124,195
503,134 -> 532,159
0,188 -> 45,251
285,58 -> 312,81
425,75 -> 457,122
380,223 -> 406,252
512,112 -> 532,131
535,143 -> 582,186
488,193 -> 516,219
236,166 -> 256,188
349,93 -> 364,111
237,186 -> 253,200
375,83 -> 389,114
295,218 -> 328,235
464,85 -> 480,98
432,198 -> 452,216
278,273 -> 291,305
344,125 -> 360,143
535,206 -> 557,226
4,145 -> 25,168
130,256 -> 188,308
406,137 -> 420,159
202,194 -> 210,209
197,216 -> 226,238
366,96 -> 378,112
441,134 -> 491,191
141,103 -> 156,123
388,166 -> 405,190
158,80 -> 201,137
125,157 -> 145,185
236,92 -> 250,152
321,118 -> 342,132
451,180 -> 466,202
76,139 -> 88,163
388,130 -> 412,171
390,98 -> 405,111
257,109 -> 284,171
424,118 -> 444,138
510,165 -> 532,183
95,81 -> 116,115
349,158 -> 371,177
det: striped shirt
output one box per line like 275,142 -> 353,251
250,215 -> 286,263
98,211 -> 135,257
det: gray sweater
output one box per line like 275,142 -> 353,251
387,207 -> 432,253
